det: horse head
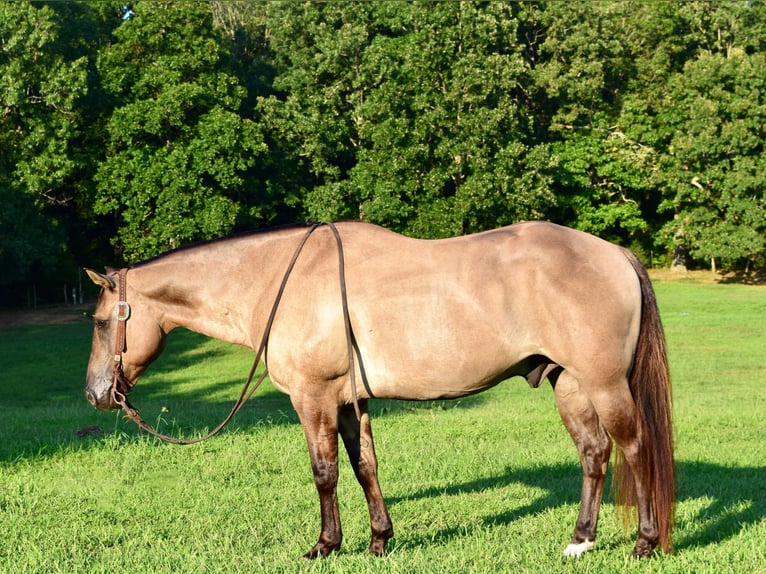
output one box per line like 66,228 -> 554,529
84,268 -> 167,410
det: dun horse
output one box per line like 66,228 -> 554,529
84,221 -> 674,558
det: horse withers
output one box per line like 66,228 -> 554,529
84,221 -> 674,558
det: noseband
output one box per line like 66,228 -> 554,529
110,222 -> 361,444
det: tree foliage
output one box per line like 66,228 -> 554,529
656,49 -> 766,267
1,0 -> 765,299
0,2 -> 87,283
92,1 -> 268,261
260,2 -> 556,239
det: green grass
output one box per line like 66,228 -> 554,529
1,279 -> 764,573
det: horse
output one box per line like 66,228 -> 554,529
84,220 -> 674,559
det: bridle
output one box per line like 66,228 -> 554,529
109,222 -> 362,445
111,267 -> 134,406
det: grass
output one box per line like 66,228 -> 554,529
1,278 -> 764,573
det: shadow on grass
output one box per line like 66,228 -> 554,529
717,271 -> 765,285
0,323 -> 490,462
387,461 -> 765,555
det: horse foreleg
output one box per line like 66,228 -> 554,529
338,401 -> 394,555
553,372 -> 612,557
292,396 -> 343,558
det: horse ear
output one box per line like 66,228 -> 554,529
84,268 -> 116,290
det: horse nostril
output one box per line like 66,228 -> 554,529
85,390 -> 97,407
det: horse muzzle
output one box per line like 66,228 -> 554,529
85,388 -> 99,408
84,389 -> 117,410
84,379 -> 121,411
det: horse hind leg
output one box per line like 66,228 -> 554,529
553,371 -> 612,557
603,405 -> 661,557
338,400 -> 394,555
587,380 -> 662,557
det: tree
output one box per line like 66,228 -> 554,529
524,1 -> 663,247
531,0 -> 766,268
4,0 -> 765,290
626,1 -> 766,269
656,49 -> 766,269
259,1 -> 555,239
93,0 -> 268,262
0,2 -> 88,287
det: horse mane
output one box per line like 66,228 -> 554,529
128,220 -> 377,269
128,222 -> 317,269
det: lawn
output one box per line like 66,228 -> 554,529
0,278 -> 764,573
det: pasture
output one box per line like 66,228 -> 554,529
1,277 -> 764,573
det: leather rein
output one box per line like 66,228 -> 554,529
110,222 -> 361,445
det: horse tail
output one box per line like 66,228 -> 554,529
614,250 -> 675,553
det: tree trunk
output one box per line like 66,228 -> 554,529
671,215 -> 687,272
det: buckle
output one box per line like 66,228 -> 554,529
115,301 -> 131,321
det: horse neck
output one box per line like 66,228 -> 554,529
128,238 -> 285,349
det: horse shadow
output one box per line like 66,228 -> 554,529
144,335 -> 764,553
0,321 -> 491,463
385,460 -> 765,553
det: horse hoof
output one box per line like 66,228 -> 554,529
563,539 -> 594,557
368,540 -> 387,556
368,529 -> 393,556
631,538 -> 656,558
303,542 -> 341,559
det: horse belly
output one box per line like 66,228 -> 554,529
360,345 -> 524,401
354,304 -> 528,401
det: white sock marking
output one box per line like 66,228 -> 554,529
563,539 -> 595,557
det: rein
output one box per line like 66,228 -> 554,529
110,222 -> 361,445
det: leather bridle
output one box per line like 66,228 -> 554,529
109,222 -> 361,444
111,268 -> 134,408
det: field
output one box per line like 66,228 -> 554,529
1,278 -> 764,573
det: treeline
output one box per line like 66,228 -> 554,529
2,1 -> 765,304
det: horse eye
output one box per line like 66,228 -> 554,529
94,319 -> 108,330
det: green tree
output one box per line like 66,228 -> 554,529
5,0 -> 764,286
259,1 -> 555,239
524,1 -> 662,246
656,49 -> 766,270
0,2 -> 88,286
530,0 -> 765,269
93,0 -> 267,262
620,0 -> 766,269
